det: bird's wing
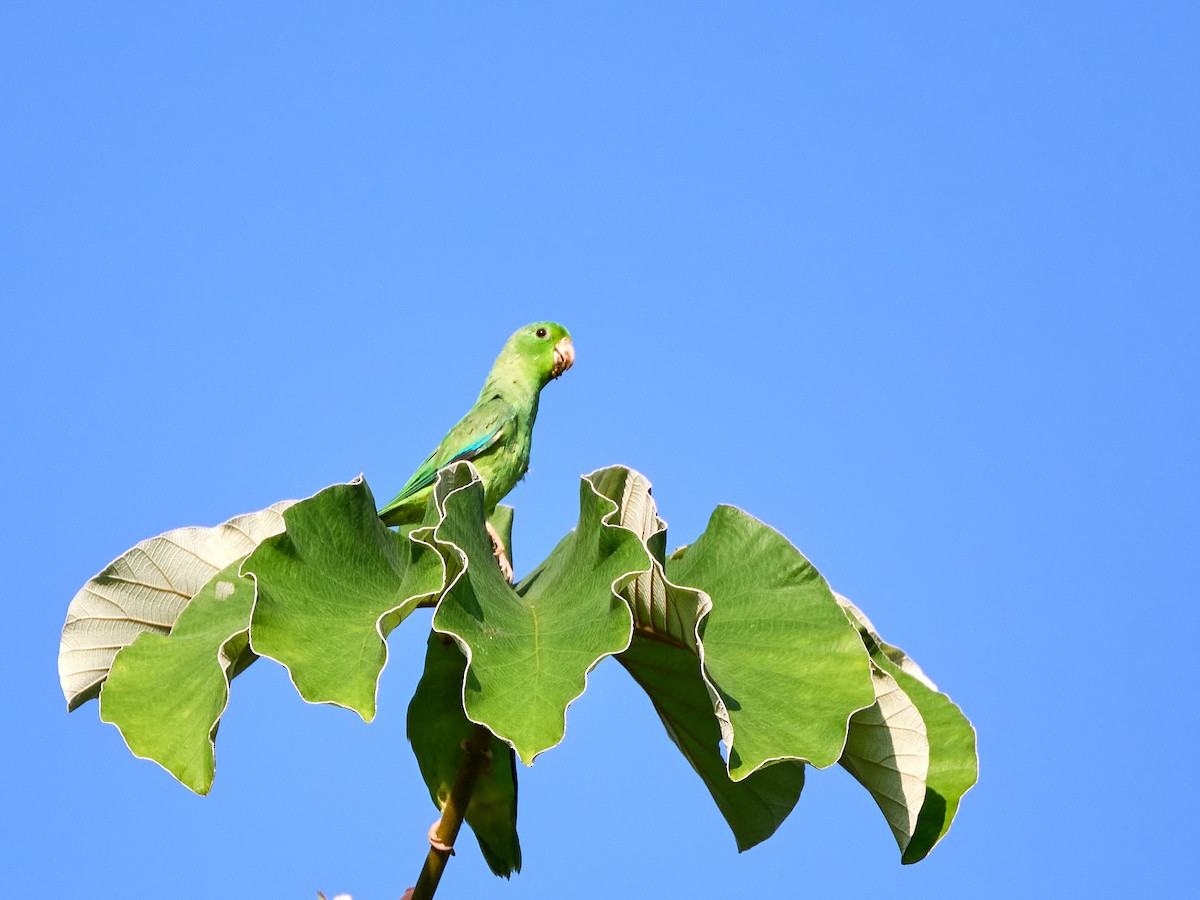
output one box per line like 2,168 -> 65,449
382,398 -> 515,510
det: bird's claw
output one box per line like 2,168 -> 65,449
496,549 -> 514,583
485,520 -> 515,583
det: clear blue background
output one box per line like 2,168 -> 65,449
4,4 -> 1197,897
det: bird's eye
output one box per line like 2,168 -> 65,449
535,327 -> 548,338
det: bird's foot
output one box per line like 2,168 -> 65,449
428,821 -> 455,854
485,520 -> 514,583
496,550 -> 514,583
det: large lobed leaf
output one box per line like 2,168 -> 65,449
99,558 -> 258,794
428,464 -> 650,765
242,477 -> 444,721
666,505 -> 876,779
60,501 -> 294,793
838,595 -> 978,863
59,502 -> 293,711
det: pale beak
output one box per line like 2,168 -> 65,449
551,336 -> 575,379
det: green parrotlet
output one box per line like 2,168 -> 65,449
378,321 -> 575,579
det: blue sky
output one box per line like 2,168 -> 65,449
3,4 -> 1197,897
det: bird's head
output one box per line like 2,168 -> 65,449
503,321 -> 575,385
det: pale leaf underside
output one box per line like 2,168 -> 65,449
839,662 -> 930,851
59,502 -> 294,710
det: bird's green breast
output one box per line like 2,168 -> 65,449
477,394 -> 537,512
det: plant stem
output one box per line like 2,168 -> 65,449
409,724 -> 494,900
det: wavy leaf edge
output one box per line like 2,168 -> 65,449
241,475 -> 449,722
426,462 -> 657,764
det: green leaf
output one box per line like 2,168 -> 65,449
607,470 -> 805,849
620,635 -> 806,851
428,463 -> 650,765
409,633 -> 521,878
243,478 -> 444,721
838,662 -> 930,854
99,559 -> 257,794
611,468 -> 708,652
666,506 -> 875,779
838,595 -> 978,863
59,502 -> 293,711
838,594 -> 939,690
